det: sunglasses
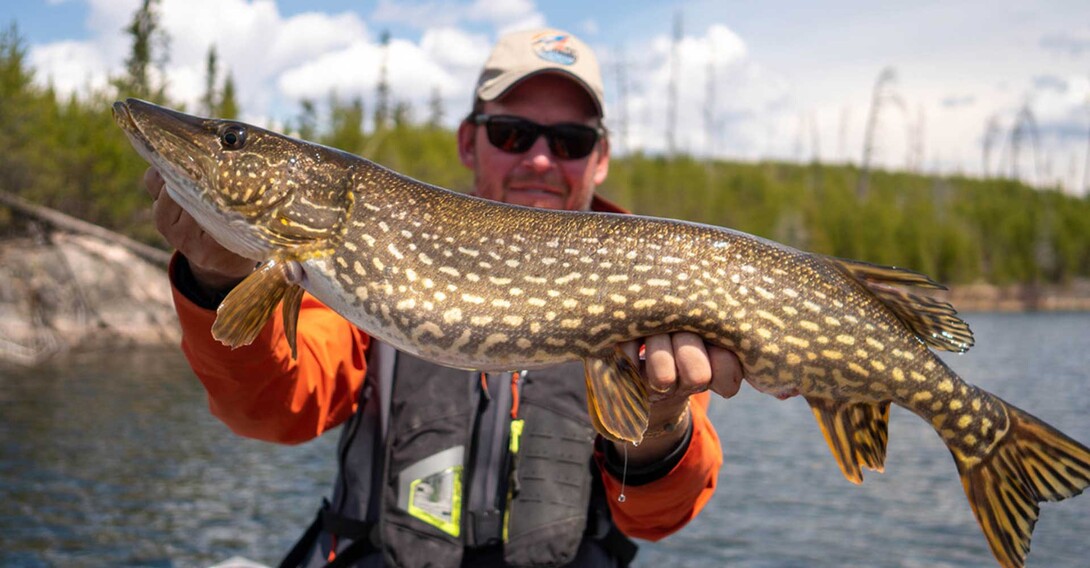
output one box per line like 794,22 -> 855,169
471,114 -> 605,160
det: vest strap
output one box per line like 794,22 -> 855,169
279,500 -> 382,568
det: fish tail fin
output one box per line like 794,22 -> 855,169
583,347 -> 650,444
212,259 -> 297,352
806,396 -> 891,484
955,401 -> 1090,568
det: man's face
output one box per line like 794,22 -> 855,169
457,73 -> 609,212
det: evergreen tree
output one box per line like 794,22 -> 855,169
295,99 -> 317,140
202,45 -> 218,115
427,85 -> 444,128
219,72 -> 239,119
373,29 -> 391,131
325,94 -> 365,153
113,0 -> 170,101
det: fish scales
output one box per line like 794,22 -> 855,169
114,99 -> 1090,568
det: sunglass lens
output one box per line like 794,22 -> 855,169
548,125 -> 599,160
486,117 -> 538,154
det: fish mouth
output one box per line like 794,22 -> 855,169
112,98 -> 216,187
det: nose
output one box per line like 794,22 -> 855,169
523,135 -> 555,173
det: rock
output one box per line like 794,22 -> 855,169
0,230 -> 179,365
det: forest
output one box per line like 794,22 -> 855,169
2,14 -> 1089,288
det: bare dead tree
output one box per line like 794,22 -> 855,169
907,104 -> 925,173
838,106 -> 850,163
1009,104 -> 1041,185
857,67 -> 904,199
793,111 -> 806,163
613,45 -> 630,155
810,111 -> 821,163
1083,99 -> 1090,195
666,10 -> 682,156
704,55 -> 716,158
981,114 -> 1001,178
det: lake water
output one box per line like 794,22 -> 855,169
2,312 -> 1088,567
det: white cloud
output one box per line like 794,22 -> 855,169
421,27 -> 491,71
467,0 -> 545,32
369,0 -> 545,34
371,0 -> 465,29
28,40 -> 111,95
602,23 -> 789,159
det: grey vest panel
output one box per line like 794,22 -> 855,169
380,352 -> 474,568
503,362 -> 597,566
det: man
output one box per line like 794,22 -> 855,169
144,28 -> 744,567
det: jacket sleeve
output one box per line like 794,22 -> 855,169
594,392 -> 722,540
170,254 -> 371,445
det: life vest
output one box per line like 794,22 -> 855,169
280,342 -> 637,568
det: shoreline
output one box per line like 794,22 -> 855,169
937,280 -> 1090,313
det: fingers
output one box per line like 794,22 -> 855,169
643,334 -> 677,395
143,167 -> 165,199
626,332 -> 745,402
671,333 -> 713,395
619,340 -> 640,368
142,167 -> 255,289
151,183 -> 186,237
707,345 -> 744,399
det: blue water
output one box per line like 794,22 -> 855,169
1,312 -> 1088,567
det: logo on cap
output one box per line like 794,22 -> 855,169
531,32 -> 577,66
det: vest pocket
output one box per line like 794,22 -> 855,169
381,354 -> 473,568
504,401 -> 596,567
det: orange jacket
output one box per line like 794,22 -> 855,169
171,194 -> 723,541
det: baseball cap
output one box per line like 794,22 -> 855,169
474,28 -> 605,117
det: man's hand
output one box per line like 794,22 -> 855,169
614,332 -> 744,465
144,167 -> 255,294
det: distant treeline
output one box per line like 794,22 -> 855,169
2,22 -> 1088,287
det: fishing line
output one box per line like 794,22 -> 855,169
618,443 -> 629,502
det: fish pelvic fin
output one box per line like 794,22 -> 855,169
583,347 -> 650,444
954,401 -> 1090,568
281,284 -> 306,359
212,259 -> 301,354
826,256 -> 974,353
805,396 -> 891,484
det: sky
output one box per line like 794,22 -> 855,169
5,0 -> 1090,194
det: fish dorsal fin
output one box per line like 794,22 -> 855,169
583,347 -> 650,444
827,256 -> 974,353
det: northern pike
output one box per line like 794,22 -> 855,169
114,98 -> 1089,568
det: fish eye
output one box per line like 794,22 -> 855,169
218,124 -> 247,150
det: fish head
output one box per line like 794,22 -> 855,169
113,98 -> 355,260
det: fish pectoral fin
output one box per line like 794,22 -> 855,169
583,347 -> 650,444
826,256 -> 974,353
805,396 -> 891,484
281,284 -> 305,359
955,400 -> 1090,568
212,259 -> 295,351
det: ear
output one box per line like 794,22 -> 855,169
591,135 -> 610,185
457,119 -> 477,170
